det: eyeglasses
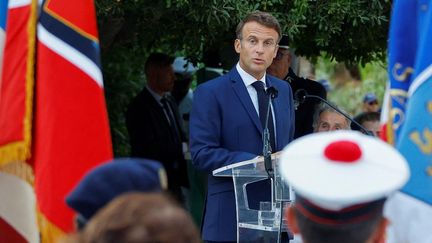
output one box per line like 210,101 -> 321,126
367,101 -> 378,105
241,38 -> 276,49
274,51 -> 289,60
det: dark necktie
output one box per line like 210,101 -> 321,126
252,81 -> 276,151
161,96 -> 181,145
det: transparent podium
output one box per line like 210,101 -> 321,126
213,154 -> 293,243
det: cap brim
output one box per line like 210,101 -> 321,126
279,131 -> 409,210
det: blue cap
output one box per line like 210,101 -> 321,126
66,158 -> 167,221
363,93 -> 377,103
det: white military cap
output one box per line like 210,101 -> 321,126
173,56 -> 197,78
279,131 -> 410,211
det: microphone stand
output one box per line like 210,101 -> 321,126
263,87 -> 277,180
264,88 -> 286,242
299,91 -> 374,136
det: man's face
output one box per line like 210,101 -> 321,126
315,111 -> 349,132
154,65 -> 176,93
267,48 -> 291,79
363,100 -> 379,112
234,21 -> 279,80
363,120 -> 381,137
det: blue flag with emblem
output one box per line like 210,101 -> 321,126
387,0 -> 418,143
389,0 -> 432,205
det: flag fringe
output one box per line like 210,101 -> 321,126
0,143 -> 31,166
0,0 -> 36,166
0,160 -> 34,185
37,210 -> 66,243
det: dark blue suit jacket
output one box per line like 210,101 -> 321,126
190,67 -> 295,241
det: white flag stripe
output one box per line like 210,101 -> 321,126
380,83 -> 390,124
408,64 -> 432,97
0,172 -> 39,243
37,24 -> 103,88
9,0 -> 31,8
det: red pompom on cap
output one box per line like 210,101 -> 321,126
324,140 -> 362,163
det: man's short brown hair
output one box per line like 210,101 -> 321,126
235,11 -> 281,41
144,52 -> 175,76
69,193 -> 200,243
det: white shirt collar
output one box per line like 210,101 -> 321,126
236,62 -> 267,88
146,86 -> 168,105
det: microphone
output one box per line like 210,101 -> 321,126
294,89 -> 373,136
293,89 -> 307,110
266,86 -> 278,99
294,89 -> 307,105
263,86 -> 278,179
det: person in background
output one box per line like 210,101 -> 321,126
172,56 -> 207,228
279,131 -> 409,243
362,92 -> 380,113
66,193 -> 201,243
125,53 -> 188,203
312,103 -> 351,132
172,56 -> 197,134
190,11 -> 295,242
66,158 -> 167,229
352,111 -> 381,137
196,48 -> 227,85
267,35 -> 327,138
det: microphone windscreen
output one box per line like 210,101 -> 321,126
294,89 -> 307,104
267,86 -> 278,98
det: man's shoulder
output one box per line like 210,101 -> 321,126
131,88 -> 151,101
267,74 -> 291,92
288,74 -> 326,98
268,74 -> 288,85
127,89 -> 153,111
196,68 -> 236,90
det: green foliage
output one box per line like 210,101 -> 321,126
96,0 -> 392,156
316,56 -> 387,115
102,46 -> 147,156
287,0 -> 390,65
97,0 -> 391,63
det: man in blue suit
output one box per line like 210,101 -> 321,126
190,11 -> 295,242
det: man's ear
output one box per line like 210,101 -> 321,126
286,206 -> 300,234
234,39 -> 241,54
146,67 -> 158,84
370,217 -> 389,243
286,51 -> 292,65
273,44 -> 279,58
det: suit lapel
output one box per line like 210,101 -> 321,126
142,88 -> 171,129
230,69 -> 262,135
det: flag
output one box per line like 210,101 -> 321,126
388,0 -> 432,209
0,0 -> 34,164
396,0 -> 432,205
1,0 -> 113,241
386,0 -> 418,144
385,0 -> 432,242
0,0 -> 39,242
379,83 -> 390,141
34,0 -> 112,240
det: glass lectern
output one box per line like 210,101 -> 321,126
213,154 -> 293,243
